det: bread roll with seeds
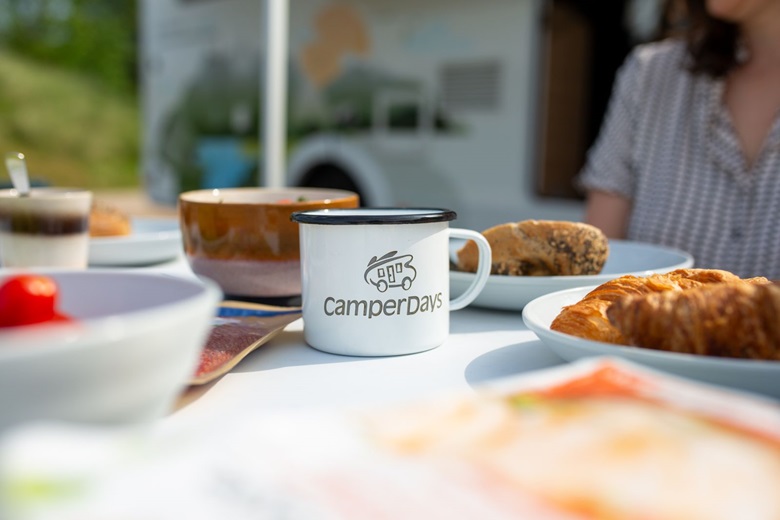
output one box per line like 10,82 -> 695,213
457,220 -> 609,276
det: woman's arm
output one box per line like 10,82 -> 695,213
583,190 -> 632,239
577,49 -> 647,240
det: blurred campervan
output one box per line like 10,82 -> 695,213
140,0 -> 657,230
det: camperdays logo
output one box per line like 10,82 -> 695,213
364,250 -> 416,292
321,250 -> 443,319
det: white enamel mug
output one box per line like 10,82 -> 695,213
291,208 -> 491,356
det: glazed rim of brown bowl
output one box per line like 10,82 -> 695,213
179,187 -> 359,206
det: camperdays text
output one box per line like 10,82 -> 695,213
323,293 -> 443,319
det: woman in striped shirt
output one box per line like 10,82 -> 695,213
580,0 -> 780,279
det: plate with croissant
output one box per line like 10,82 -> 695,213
89,217 -> 182,267
522,268 -> 780,398
451,219 -> 693,311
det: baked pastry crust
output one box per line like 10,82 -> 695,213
89,202 -> 132,237
457,220 -> 608,276
607,282 -> 780,360
550,268 -> 770,344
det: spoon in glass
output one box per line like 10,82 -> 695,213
4,152 -> 31,196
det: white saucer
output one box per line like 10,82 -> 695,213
450,239 -> 694,311
89,217 -> 182,267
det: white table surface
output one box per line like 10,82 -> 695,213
147,256 -> 566,426
6,255 -> 779,519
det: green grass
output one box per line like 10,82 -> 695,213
0,49 -> 140,189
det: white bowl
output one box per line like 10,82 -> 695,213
0,270 -> 222,431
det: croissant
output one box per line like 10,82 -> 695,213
549,268 -> 770,344
606,282 -> 780,360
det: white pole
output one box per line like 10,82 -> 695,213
262,0 -> 289,187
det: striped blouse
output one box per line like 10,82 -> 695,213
578,39 -> 780,279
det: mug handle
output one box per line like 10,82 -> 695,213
449,228 -> 491,311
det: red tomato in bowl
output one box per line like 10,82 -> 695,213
0,275 -> 72,328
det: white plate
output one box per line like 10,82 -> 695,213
89,217 -> 182,267
522,285 -> 780,399
450,239 -> 694,311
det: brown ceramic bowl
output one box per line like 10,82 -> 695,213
179,187 -> 359,299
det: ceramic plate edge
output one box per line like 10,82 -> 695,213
88,217 -> 182,266
521,286 -> 780,371
450,240 -> 694,311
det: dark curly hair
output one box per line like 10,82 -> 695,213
683,0 -> 740,77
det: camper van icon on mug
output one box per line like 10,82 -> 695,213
364,251 -> 416,293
